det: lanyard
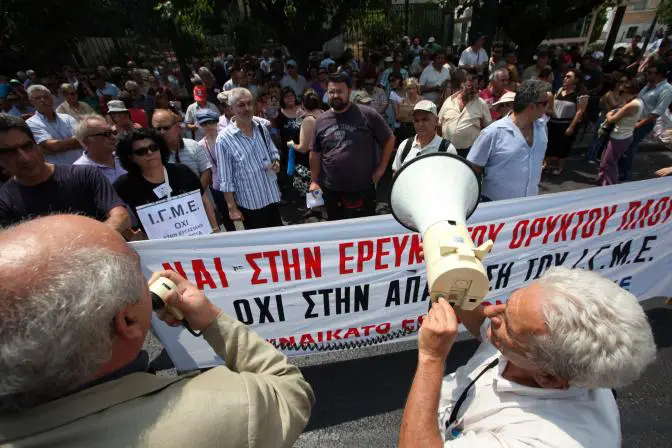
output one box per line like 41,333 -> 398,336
163,166 -> 171,199
446,358 -> 499,428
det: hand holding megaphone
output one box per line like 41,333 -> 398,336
389,153 -> 492,310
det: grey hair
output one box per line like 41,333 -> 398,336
228,87 -> 252,107
492,68 -> 509,82
26,84 -> 51,98
529,267 -> 656,389
124,80 -> 138,91
59,83 -> 75,95
513,79 -> 551,113
73,114 -> 107,142
26,70 -> 35,77
0,242 -> 146,411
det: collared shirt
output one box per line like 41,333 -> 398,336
55,101 -> 95,121
73,152 -> 127,184
167,138 -> 212,179
638,80 -> 672,117
392,134 -> 457,171
368,87 -> 389,114
216,120 -> 281,209
459,47 -> 488,67
184,101 -> 220,140
438,321 -> 620,447
420,64 -> 451,105
223,79 -> 238,91
467,114 -> 548,201
26,111 -> 83,165
280,74 -> 308,97
438,94 -> 492,150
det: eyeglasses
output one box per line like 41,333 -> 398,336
0,140 -> 36,156
87,129 -> 115,138
154,123 -> 176,132
132,143 -> 159,156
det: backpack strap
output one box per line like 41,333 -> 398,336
438,138 -> 449,153
400,138 -> 414,164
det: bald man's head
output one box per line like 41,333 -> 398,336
0,215 -> 150,411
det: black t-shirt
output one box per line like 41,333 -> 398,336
0,164 -> 123,227
113,163 -> 203,228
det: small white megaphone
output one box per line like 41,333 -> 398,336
390,153 -> 493,310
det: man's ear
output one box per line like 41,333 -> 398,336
113,304 -> 145,340
535,371 -> 569,390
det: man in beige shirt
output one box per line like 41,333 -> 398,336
0,215 -> 314,447
438,70 -> 492,157
55,83 -> 95,121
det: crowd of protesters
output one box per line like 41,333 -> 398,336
1,33 -> 672,238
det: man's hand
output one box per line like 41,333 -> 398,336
125,228 -> 147,241
372,166 -> 386,183
149,270 -> 222,331
287,140 -> 295,148
635,119 -> 646,129
655,166 -> 672,177
419,298 -> 458,363
229,207 -> 243,221
309,181 -> 320,192
270,160 -> 280,173
565,126 -> 575,137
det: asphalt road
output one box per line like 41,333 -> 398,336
145,140 -> 672,447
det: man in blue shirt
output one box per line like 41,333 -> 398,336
467,79 -> 551,201
619,61 -> 672,181
25,84 -> 83,165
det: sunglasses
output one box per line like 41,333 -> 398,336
155,123 -> 176,132
132,143 -> 159,156
0,140 -> 36,156
87,129 -> 115,138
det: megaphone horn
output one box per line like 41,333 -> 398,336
389,153 -> 493,310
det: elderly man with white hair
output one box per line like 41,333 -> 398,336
215,87 -> 283,230
25,84 -> 83,165
0,214 -> 314,446
73,114 -> 127,184
399,266 -> 656,448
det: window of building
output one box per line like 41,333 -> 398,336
631,0 -> 649,11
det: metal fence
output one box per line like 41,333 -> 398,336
344,3 -> 447,59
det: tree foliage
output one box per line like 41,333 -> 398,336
659,0 -> 672,26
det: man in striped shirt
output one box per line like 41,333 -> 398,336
215,88 -> 283,230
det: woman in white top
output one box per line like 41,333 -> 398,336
598,82 -> 643,186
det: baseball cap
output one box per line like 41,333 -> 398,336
492,91 -> 515,107
352,91 -> 372,104
286,59 -> 297,67
413,100 -> 437,116
193,84 -> 207,102
196,108 -> 220,126
428,37 -> 436,44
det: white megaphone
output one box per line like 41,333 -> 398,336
390,153 -> 493,310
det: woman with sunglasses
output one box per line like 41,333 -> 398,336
113,129 -> 219,240
544,69 -> 587,176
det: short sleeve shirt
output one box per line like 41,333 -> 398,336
26,112 -> 83,165
467,115 -> 548,201
0,165 -> 123,227
392,135 -> 457,171
167,138 -> 212,178
312,104 -> 393,192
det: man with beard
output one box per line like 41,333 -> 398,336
310,73 -> 394,221
438,69 -> 492,158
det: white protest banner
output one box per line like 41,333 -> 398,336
133,179 -> 672,371
135,190 -> 212,240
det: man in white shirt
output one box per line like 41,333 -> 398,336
399,267 -> 655,448
458,34 -> 489,76
420,53 -> 451,106
438,70 -> 492,157
280,60 -> 308,98
392,100 -> 456,173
